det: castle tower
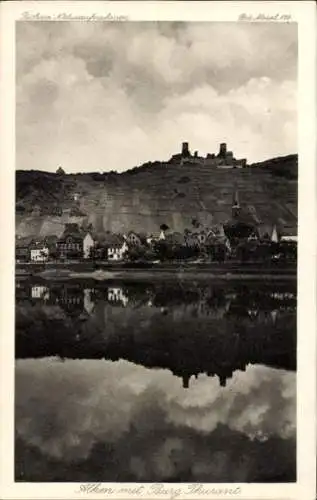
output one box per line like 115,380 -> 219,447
182,373 -> 191,389
232,189 -> 240,218
219,374 -> 227,387
181,142 -> 190,157
219,143 -> 227,157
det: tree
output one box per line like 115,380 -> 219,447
143,248 -> 157,262
90,244 -> 107,261
224,221 -> 255,241
206,240 -> 226,262
126,245 -> 148,262
153,240 -> 169,261
56,166 -> 65,175
39,250 -> 48,263
160,223 -> 169,232
256,241 -> 271,263
235,241 -> 250,262
191,218 -> 200,229
48,246 -> 59,262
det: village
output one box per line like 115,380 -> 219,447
15,188 -> 297,266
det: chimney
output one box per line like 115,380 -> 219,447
219,143 -> 227,157
181,142 -> 190,157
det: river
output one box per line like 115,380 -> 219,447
15,278 -> 296,482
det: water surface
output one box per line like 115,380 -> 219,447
15,279 -> 296,482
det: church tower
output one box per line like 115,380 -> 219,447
232,189 -> 240,218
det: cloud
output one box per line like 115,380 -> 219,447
16,22 -> 297,172
15,358 -> 296,481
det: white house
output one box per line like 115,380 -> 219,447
30,243 -> 49,262
280,235 -> 298,243
108,287 -> 129,306
83,232 -> 94,259
146,231 -> 166,245
31,285 -> 50,300
107,240 -> 128,261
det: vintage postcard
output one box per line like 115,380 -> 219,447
0,1 -> 316,500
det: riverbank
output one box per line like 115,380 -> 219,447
15,261 -> 297,281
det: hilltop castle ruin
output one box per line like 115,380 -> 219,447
168,142 -> 247,168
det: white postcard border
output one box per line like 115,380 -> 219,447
0,2 -> 316,499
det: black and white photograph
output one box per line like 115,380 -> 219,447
0,2 -> 316,499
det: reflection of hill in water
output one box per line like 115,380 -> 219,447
16,281 -> 296,387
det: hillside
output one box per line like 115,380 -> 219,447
15,154 -> 298,238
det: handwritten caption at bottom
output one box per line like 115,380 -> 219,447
76,483 -> 242,499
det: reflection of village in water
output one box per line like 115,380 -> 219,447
17,281 -> 296,316
16,280 -> 296,390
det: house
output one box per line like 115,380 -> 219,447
247,230 -> 259,241
89,232 -> 108,260
106,234 -> 128,261
125,231 -> 144,247
108,287 -> 129,306
57,223 -> 84,259
146,234 -> 155,245
92,232 -> 127,260
271,225 -> 279,243
281,234 -> 297,243
206,229 -> 231,253
280,226 -> 297,243
31,285 -> 50,301
146,231 -> 166,245
258,224 -> 273,241
15,236 -> 33,262
185,228 -> 214,247
159,229 -> 167,240
184,231 -> 201,247
83,232 -> 95,259
43,235 -> 59,260
57,285 -> 84,317
196,230 -> 208,245
30,240 -> 49,262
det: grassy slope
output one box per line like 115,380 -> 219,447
16,154 -> 298,237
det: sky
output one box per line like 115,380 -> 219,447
15,358 -> 295,481
16,21 -> 297,173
